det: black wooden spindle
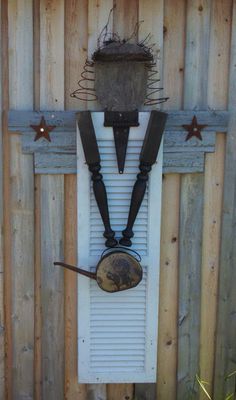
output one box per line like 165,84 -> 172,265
89,163 -> 117,247
119,110 -> 167,247
119,163 -> 151,246
77,111 -> 117,247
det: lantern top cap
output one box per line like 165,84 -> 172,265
92,41 -> 153,62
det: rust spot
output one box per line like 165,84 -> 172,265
163,26 -> 167,35
166,339 -> 172,346
171,236 -> 177,243
179,67 -> 184,72
165,261 -> 169,266
198,5 -> 203,11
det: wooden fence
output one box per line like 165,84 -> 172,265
0,0 -> 236,399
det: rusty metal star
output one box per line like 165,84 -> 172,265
183,115 -> 207,141
30,116 -> 56,142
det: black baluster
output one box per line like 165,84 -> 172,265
119,163 -> 151,247
77,111 -> 117,247
89,163 -> 117,247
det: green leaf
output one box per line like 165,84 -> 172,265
225,371 -> 236,380
225,394 -> 234,400
196,375 -> 212,400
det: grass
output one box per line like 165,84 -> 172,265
195,371 -> 236,400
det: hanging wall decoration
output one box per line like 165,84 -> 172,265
55,15 -> 168,294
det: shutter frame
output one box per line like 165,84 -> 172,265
77,112 -> 163,383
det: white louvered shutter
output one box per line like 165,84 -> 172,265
77,112 -> 162,383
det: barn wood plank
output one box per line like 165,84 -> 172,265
8,1 -> 35,398
8,110 -> 229,131
214,1 -> 236,395
199,134 -> 225,398
88,0 -> 113,111
138,0 -> 164,113
40,175 -> 64,399
64,1 -> 88,398
178,174 -> 204,400
107,383 -> 134,400
156,1 -> 185,398
20,129 -> 215,155
40,1 -> 65,399
33,2 -> 42,398
113,0 -> 138,42
0,1 -> 4,398
184,0 -> 211,110
213,115 -> 236,400
2,0 -> 11,397
157,175 -> 180,400
134,384 -> 156,400
199,0 -> 232,398
177,1 -> 211,398
137,0 -> 164,397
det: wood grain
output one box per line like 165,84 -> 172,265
40,175 -> 64,400
2,0 -> 11,397
64,1 -> 88,398
40,1 -> 65,399
139,0 -> 164,112
178,174 -> 204,400
178,1 -> 211,399
214,2 -> 236,398
113,0 -> 138,41
87,1 -> 112,397
107,384 -> 134,400
199,134 -> 225,397
88,0 -> 113,111
199,0 -> 232,398
184,0 -> 211,109
33,1 -> 42,399
156,1 -> 185,398
8,1 -> 35,398
138,0 -> 164,398
157,174 -> 180,400
0,0 -> 4,398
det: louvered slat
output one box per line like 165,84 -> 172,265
77,112 -> 162,383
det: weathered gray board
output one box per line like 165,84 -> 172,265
8,110 -> 229,174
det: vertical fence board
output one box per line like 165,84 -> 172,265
64,1 -> 88,399
0,0 -> 4,397
88,0 -> 113,111
184,0 -> 211,110
214,1 -> 236,398
8,1 -> 34,399
157,174 -> 180,400
33,1 -> 41,398
178,1 -> 211,399
178,174 -> 204,400
87,2 -> 112,398
40,1 -> 65,399
2,0 -> 11,397
199,1 -> 231,398
156,1 -> 185,399
137,2 -> 164,398
40,175 -> 64,400
139,0 -> 164,107
113,0 -> 138,40
199,134 -> 225,398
